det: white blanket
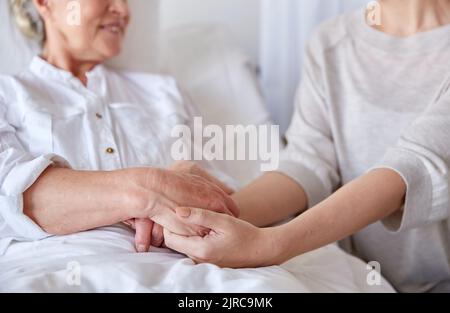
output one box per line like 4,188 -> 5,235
0,224 -> 394,293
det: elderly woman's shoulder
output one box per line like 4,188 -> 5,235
0,68 -> 48,105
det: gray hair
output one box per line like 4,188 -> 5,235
10,0 -> 44,42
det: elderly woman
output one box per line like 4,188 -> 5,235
164,0 -> 450,293
0,0 -> 238,255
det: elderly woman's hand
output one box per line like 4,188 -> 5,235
127,165 -> 238,252
169,161 -> 235,195
129,162 -> 237,252
23,165 -> 238,254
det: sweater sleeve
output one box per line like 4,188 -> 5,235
373,78 -> 450,232
275,40 -> 341,208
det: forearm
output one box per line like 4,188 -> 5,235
23,167 -> 146,235
272,168 -> 407,263
232,172 -> 308,227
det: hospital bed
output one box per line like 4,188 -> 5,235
0,0 -> 394,293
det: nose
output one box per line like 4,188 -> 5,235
109,0 -> 130,19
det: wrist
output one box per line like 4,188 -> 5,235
262,224 -> 301,266
113,167 -> 160,219
252,227 -> 284,266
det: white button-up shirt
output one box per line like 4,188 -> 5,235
0,56 -> 209,254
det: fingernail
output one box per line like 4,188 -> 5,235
177,207 -> 192,218
137,244 -> 147,253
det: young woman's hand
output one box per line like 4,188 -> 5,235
164,207 -> 285,268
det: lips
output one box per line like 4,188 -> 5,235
99,22 -> 125,34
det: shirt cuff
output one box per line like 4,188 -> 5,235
0,195 -> 50,242
2,154 -> 71,196
0,154 -> 71,243
275,160 -> 329,207
372,148 -> 448,232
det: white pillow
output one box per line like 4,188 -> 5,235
0,0 -> 40,75
159,24 -> 272,184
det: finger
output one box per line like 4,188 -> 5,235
221,195 -> 240,218
135,218 -> 153,253
188,167 -> 239,216
175,207 -> 229,231
192,168 -> 235,195
123,219 -> 136,229
160,169 -> 240,218
150,200 -> 210,236
164,228 -> 204,257
205,190 -> 240,218
151,209 -> 199,237
151,223 -> 164,247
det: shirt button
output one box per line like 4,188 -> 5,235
106,147 -> 115,154
96,113 -> 103,119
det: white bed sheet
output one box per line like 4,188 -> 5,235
0,224 -> 394,293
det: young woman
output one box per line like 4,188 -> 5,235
164,0 -> 450,293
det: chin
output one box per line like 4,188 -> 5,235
100,45 -> 123,59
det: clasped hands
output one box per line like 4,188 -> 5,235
123,161 -> 284,268
124,161 -> 238,252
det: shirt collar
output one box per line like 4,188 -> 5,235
29,56 -> 107,95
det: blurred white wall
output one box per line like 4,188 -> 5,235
109,0 -> 160,71
159,0 -> 261,64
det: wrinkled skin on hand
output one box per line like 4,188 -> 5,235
126,162 -> 238,252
